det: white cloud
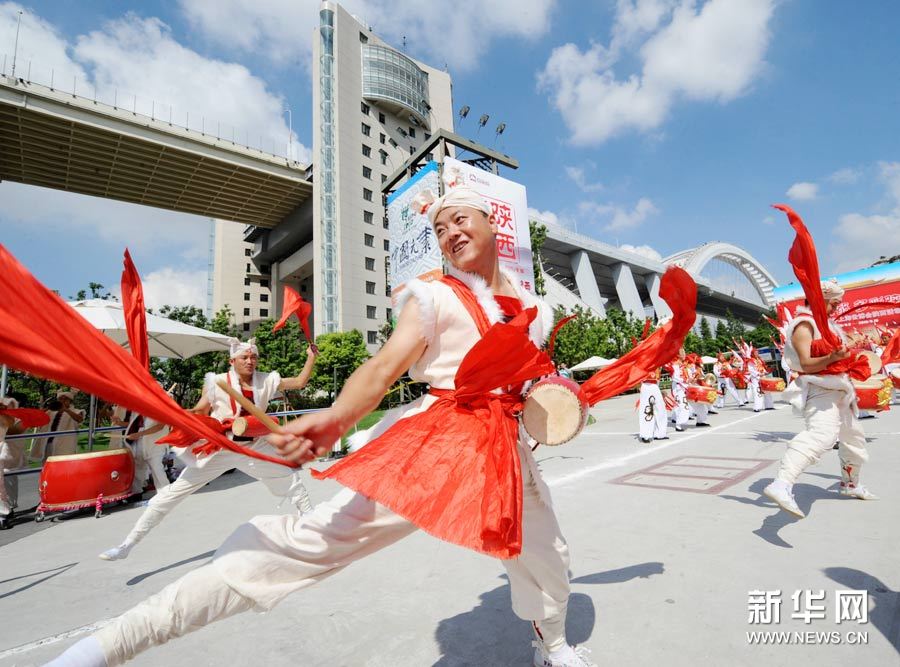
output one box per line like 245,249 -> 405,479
581,197 -> 659,231
831,162 -> 900,273
620,243 -> 663,262
786,182 -> 818,201
528,207 -> 560,227
537,0 -> 775,144
762,215 -> 776,225
564,166 -> 604,192
0,2 -> 85,81
178,0 -> 557,72
138,268 -> 208,310
829,167 -> 861,185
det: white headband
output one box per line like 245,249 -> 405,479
0,397 -> 19,409
412,186 -> 492,225
821,279 -> 844,301
229,337 -> 259,359
56,390 -> 75,400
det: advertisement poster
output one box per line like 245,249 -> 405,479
772,262 -> 900,331
442,157 -> 536,293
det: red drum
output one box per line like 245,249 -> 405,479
37,448 -> 134,519
854,376 -> 892,412
859,350 -> 883,376
521,376 -> 588,446
891,369 -> 900,390
685,385 -> 717,404
759,377 -> 786,393
732,375 -> 747,390
231,415 -> 271,438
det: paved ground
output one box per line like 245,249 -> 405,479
1,394 -> 898,666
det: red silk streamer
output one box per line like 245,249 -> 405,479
314,306 -> 555,559
641,317 -> 652,340
548,314 -> 578,359
273,286 -> 313,342
0,408 -> 50,429
808,340 -> 871,381
157,415 -> 231,448
578,267 -> 697,406
120,249 -> 150,371
773,204 -> 841,350
0,245 -> 297,468
879,328 -> 900,366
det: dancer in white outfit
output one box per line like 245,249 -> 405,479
638,368 -> 668,442
98,341 -> 318,561
764,280 -> 878,519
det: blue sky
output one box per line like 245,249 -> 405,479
2,0 -> 899,309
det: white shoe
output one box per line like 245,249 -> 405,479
98,543 -> 133,561
763,481 -> 805,518
840,485 -> 879,500
533,643 -> 596,667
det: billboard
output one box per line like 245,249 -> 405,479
443,157 -> 536,293
772,262 -> 900,332
386,161 -> 443,297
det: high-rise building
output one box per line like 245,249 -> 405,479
211,1 -> 454,350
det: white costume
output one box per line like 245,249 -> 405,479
713,361 -> 742,408
670,362 -> 692,429
638,371 -> 667,441
766,305 -> 873,514
122,414 -> 170,495
0,401 -> 26,522
78,269 -> 582,667
100,367 -> 313,560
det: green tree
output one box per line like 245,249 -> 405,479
150,305 -> 238,407
724,310 -> 747,346
872,254 -> 900,267
528,219 -> 548,296
71,282 -> 116,301
698,317 -> 715,356
714,320 -> 731,352
308,330 -> 371,398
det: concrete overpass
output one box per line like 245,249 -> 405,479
540,223 -> 776,325
0,75 -> 312,227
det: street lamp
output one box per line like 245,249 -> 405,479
284,107 -> 293,162
11,10 -> 23,78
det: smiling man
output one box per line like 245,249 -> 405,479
97,339 -> 318,562
50,186 -> 596,667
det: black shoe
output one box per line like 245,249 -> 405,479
125,493 -> 144,504
675,426 -> 685,432
0,514 -> 11,530
654,436 -> 670,441
764,408 -> 776,411
754,410 -> 761,413
696,422 -> 712,427
708,409 -> 719,415
640,437 -> 652,444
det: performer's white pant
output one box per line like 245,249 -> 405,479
714,379 -> 742,408
119,441 -> 313,548
128,445 -> 170,496
0,439 -> 26,517
775,387 -> 868,485
671,385 -> 691,427
690,402 -> 709,425
638,383 -> 667,440
95,465 -> 570,666
748,378 -> 766,411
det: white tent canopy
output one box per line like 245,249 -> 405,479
68,299 -> 232,360
570,356 -> 618,372
701,356 -> 718,364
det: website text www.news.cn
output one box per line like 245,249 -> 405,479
746,630 -> 868,645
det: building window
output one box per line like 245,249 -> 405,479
243,323 -> 251,332
378,112 -> 385,123
260,279 -> 269,288
410,145 -> 416,155
363,210 -> 374,224
366,281 -> 376,295
244,248 -> 251,256
243,307 -> 250,316
361,122 -> 371,136
381,174 -> 386,183
261,264 -> 270,274
386,307 -> 392,321
260,308 -> 269,317
383,216 -> 389,229
244,293 -> 250,301
383,239 -> 390,251
365,257 -> 375,271
425,132 -> 431,141
260,293 -> 269,303
359,31 -> 368,44
367,331 -> 378,345
408,127 -> 416,138
362,144 -> 371,157
361,101 -> 370,114
366,305 -> 377,319
244,277 -> 251,286
425,152 -> 434,162
379,132 -> 385,145
246,263 -> 251,273
363,188 -> 373,201
380,151 -> 387,165
364,233 -> 374,247
363,166 -> 372,179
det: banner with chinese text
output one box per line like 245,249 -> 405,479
772,262 -> 900,333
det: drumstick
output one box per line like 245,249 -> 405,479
216,380 -> 284,435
